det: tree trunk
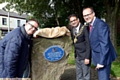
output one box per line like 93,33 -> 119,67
105,10 -> 117,49
105,0 -> 119,49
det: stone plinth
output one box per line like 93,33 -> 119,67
31,36 -> 72,80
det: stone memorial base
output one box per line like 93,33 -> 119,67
31,36 -> 72,80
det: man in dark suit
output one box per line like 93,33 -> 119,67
82,7 -> 117,80
68,14 -> 91,80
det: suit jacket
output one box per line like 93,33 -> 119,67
89,17 -> 117,66
70,24 -> 91,60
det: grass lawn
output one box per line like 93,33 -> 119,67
68,46 -> 120,77
111,46 -> 120,77
67,45 -> 75,65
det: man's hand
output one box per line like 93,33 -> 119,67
95,64 -> 104,70
84,59 -> 90,64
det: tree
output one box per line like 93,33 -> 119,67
104,0 -> 120,48
0,0 -> 120,48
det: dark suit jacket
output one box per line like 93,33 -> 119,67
89,17 -> 117,66
70,24 -> 91,60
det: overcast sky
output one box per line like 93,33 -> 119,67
0,3 -> 7,9
0,2 -> 17,12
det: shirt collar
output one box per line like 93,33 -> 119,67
75,23 -> 80,33
90,17 -> 96,26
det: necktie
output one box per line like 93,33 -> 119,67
89,25 -> 92,32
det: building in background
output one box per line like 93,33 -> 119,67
0,9 -> 27,37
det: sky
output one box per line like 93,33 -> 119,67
0,3 -> 7,9
0,2 -> 17,13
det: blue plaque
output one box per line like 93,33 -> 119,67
44,45 -> 64,62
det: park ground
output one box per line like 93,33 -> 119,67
60,64 -> 120,80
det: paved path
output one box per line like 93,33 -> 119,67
60,65 -> 119,80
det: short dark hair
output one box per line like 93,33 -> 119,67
82,7 -> 94,13
68,14 -> 79,21
27,19 -> 39,26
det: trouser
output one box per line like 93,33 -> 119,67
22,62 -> 30,78
76,57 -> 90,80
97,63 -> 111,80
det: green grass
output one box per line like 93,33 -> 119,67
67,45 -> 75,65
68,46 -> 120,77
111,46 -> 120,77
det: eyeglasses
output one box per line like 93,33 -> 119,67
70,18 -> 78,23
28,23 -> 38,30
83,12 -> 93,17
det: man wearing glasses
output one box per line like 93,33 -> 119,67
82,7 -> 117,80
0,19 -> 39,78
68,14 -> 91,80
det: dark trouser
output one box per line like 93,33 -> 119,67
76,57 -> 90,80
97,63 -> 111,80
22,62 -> 30,78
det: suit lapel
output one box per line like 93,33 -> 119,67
89,25 -> 95,38
89,18 -> 98,39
